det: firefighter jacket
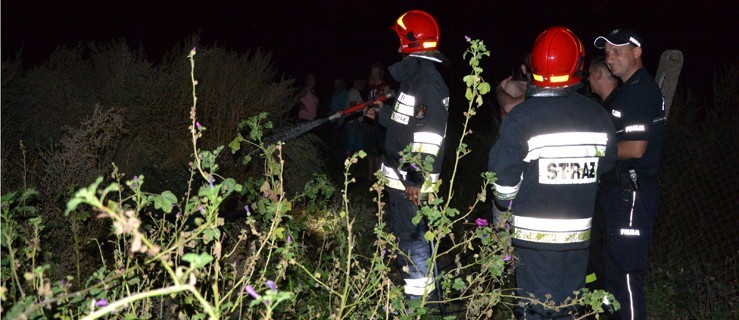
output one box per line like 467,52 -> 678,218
488,87 -> 617,251
378,54 -> 449,193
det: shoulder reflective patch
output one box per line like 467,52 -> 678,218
625,124 -> 645,132
527,132 -> 608,151
394,102 -> 414,116
524,145 -> 607,162
393,92 -> 415,118
539,157 -> 599,184
612,110 -> 622,118
442,97 -> 450,107
397,92 -> 416,106
525,132 -> 608,162
391,112 -> 409,125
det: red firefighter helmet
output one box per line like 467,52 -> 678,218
529,26 -> 585,87
392,10 -> 440,54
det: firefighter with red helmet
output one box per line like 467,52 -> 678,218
487,26 -> 617,318
366,10 -> 449,304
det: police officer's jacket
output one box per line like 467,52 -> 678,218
377,54 -> 449,192
610,67 -> 665,178
488,87 -> 617,251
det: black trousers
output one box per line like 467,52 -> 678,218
386,189 -> 433,296
586,192 -> 606,291
514,247 -> 589,319
599,183 -> 658,320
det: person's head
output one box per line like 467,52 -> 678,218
529,26 -> 585,88
370,62 -> 385,82
392,10 -> 440,54
352,78 -> 366,90
304,73 -> 316,88
594,28 -> 644,82
521,53 -> 532,75
587,55 -> 619,100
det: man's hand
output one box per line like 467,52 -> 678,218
365,100 -> 382,120
500,76 -> 527,98
405,186 -> 422,206
364,106 -> 376,120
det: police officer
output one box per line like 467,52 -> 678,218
366,9 -> 449,303
488,27 -> 617,319
594,28 -> 665,320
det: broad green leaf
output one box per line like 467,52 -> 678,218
182,252 -> 213,270
452,277 -> 465,290
423,231 -> 435,242
229,133 -> 245,154
478,82 -> 491,95
154,191 -> 177,213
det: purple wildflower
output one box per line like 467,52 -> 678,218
208,176 -> 214,188
244,205 -> 251,216
505,223 -> 510,231
96,299 -> 108,307
60,279 -> 66,286
465,35 -> 471,41
475,218 -> 489,227
503,255 -> 511,261
286,235 -> 292,243
245,285 -> 260,299
381,249 -> 387,257
196,122 -> 202,129
191,47 -> 197,52
198,205 -> 205,214
266,280 -> 277,292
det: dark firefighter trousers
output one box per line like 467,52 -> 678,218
386,189 -> 433,298
514,247 -> 588,319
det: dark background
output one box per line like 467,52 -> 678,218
2,0 -> 736,102
2,3 -> 737,313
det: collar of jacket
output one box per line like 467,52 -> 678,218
389,52 -> 448,83
525,82 -> 583,98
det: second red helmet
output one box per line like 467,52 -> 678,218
392,10 -> 440,54
529,26 -> 585,88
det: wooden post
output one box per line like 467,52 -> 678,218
654,50 -> 684,120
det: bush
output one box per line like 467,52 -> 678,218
0,38 -> 617,320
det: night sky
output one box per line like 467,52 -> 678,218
2,0 -> 736,101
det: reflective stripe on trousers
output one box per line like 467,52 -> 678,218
404,277 -> 435,296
